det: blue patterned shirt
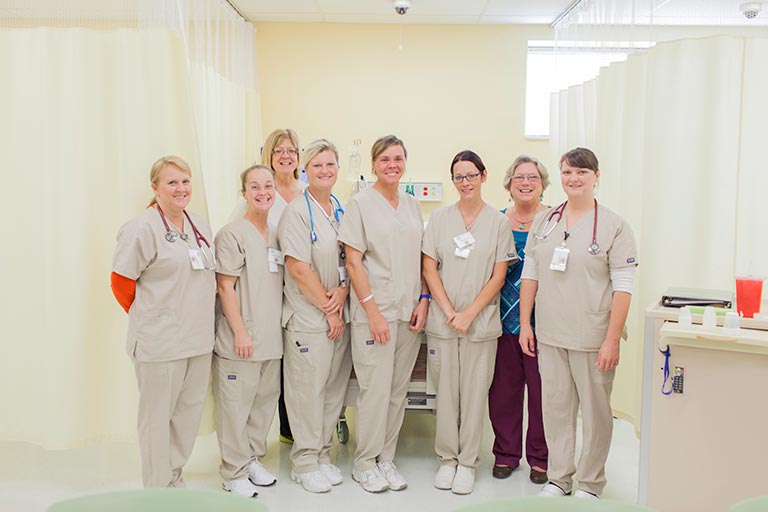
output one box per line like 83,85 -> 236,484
500,210 -> 533,335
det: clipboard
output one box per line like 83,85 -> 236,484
661,287 -> 734,308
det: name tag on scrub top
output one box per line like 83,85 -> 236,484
338,265 -> 349,285
267,248 -> 284,273
454,232 -> 475,259
549,246 -> 569,272
189,248 -> 205,270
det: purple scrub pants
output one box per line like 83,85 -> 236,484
488,333 -> 548,469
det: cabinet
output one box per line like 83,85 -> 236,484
640,303 -> 768,512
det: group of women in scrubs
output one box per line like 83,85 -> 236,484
112,134 -> 636,501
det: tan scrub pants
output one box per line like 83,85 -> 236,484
428,335 -> 497,469
212,355 -> 280,481
283,328 -> 352,473
133,351 -> 212,488
351,320 -> 421,471
537,343 -> 615,496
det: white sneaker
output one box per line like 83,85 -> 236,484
574,489 -> 600,500
352,466 -> 389,493
290,470 -> 332,493
538,483 -> 568,497
223,477 -> 259,497
433,464 -> 456,490
376,461 -> 407,491
319,463 -> 344,486
248,459 -> 277,486
451,465 -> 475,495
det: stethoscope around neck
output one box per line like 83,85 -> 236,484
534,199 -> 601,255
156,205 -> 216,268
304,189 -> 344,244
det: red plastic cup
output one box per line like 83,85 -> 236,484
736,276 -> 763,318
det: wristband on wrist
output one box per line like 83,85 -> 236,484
419,293 -> 431,301
359,293 -> 374,304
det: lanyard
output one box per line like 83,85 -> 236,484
660,345 -> 673,396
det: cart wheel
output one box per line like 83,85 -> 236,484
336,417 -> 349,445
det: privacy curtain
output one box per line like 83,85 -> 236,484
0,0 -> 260,448
547,35 -> 768,428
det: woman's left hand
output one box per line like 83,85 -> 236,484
596,338 -> 620,371
449,310 -> 475,335
321,285 -> 348,314
409,299 -> 429,332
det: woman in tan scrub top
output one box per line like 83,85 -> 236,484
111,156 -> 215,488
338,135 -> 429,493
422,150 -> 515,495
278,139 -> 352,494
212,165 -> 283,498
262,128 -> 302,443
520,147 -> 638,500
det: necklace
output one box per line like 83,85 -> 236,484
510,205 -> 543,231
459,202 -> 484,231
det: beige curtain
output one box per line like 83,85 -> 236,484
0,0 -> 260,448
548,35 -> 768,428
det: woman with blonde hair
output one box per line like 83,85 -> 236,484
278,139 -> 352,493
212,164 -> 284,497
261,127 -> 303,443
111,156 -> 215,488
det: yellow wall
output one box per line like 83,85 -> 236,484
254,22 -> 552,216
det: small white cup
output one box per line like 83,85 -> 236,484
678,306 -> 692,328
702,306 -> 717,329
724,311 -> 741,335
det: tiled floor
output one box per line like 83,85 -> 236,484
0,410 -> 638,512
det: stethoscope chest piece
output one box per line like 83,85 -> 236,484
164,230 -> 189,243
588,242 -> 601,255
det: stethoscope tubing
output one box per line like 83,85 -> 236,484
305,189 -> 344,244
535,199 -> 600,254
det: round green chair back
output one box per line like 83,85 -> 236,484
452,497 -> 655,512
48,488 -> 267,512
731,496 -> 768,512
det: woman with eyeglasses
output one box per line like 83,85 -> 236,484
339,135 -> 429,493
212,164 -> 284,497
263,128 -> 304,225
278,139 -> 352,493
488,156 -> 550,485
261,128 -> 303,444
520,147 -> 637,499
111,155 -> 215,488
422,150 -> 515,495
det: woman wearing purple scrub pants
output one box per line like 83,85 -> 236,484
488,155 -> 549,485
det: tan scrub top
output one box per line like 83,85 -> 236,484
112,207 -> 216,363
338,187 -> 424,324
214,218 -> 284,361
268,182 -> 306,226
278,193 -> 349,333
422,203 -> 517,341
524,203 -> 638,351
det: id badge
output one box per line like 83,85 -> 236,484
549,246 -> 569,272
455,247 -> 471,259
338,265 -> 349,285
454,231 -> 476,249
189,248 -> 205,270
267,248 -> 284,273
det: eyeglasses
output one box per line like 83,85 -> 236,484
272,148 -> 298,157
511,174 -> 541,183
452,172 -> 481,183
249,183 -> 275,192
